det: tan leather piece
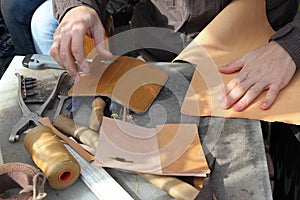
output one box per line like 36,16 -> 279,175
69,56 -> 168,113
157,123 -> 210,175
94,117 -> 210,177
176,0 -> 300,125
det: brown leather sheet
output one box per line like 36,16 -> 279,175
176,0 -> 300,125
94,117 -> 210,177
69,56 -> 168,113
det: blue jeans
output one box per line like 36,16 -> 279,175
31,0 -> 58,55
0,0 -> 46,55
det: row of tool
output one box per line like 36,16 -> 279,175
20,75 -> 46,103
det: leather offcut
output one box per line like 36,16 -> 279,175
0,162 -> 38,200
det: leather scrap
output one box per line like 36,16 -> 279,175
0,162 -> 45,200
69,56 -> 168,113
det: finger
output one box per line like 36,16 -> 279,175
233,83 -> 265,111
260,83 -> 281,110
219,69 -> 250,101
220,77 -> 255,109
70,28 -> 90,73
93,25 -> 112,59
219,57 -> 244,74
50,34 -> 64,67
50,41 -> 64,67
59,33 -> 79,81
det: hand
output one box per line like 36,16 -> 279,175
218,41 -> 296,111
50,6 -> 112,81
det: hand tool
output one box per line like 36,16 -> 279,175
54,87 -> 70,119
88,97 -> 106,132
0,148 -> 3,165
22,54 -> 93,70
22,91 -> 38,98
24,98 -> 46,104
22,54 -> 66,70
9,72 -> 67,142
108,100 -> 131,120
139,173 -> 200,200
66,146 -> 133,200
53,115 -> 99,151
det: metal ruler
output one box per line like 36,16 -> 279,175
66,146 -> 133,200
0,148 -> 3,165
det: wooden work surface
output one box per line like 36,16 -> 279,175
0,56 -> 272,200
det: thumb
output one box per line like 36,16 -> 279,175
219,57 -> 244,74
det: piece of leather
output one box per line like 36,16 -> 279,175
176,0 -> 300,125
39,117 -> 94,162
68,56 -> 168,114
0,162 -> 38,200
94,117 -> 210,176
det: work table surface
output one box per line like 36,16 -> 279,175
0,56 -> 272,200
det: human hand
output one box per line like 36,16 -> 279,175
218,41 -> 296,111
50,6 -> 112,81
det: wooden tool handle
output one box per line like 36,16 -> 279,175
89,97 -> 106,132
54,115 -> 99,151
38,117 -> 94,162
139,173 -> 199,200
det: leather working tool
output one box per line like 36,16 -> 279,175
53,114 -> 99,152
88,97 -> 106,132
22,54 -> 66,70
9,72 -> 67,142
22,54 -> 92,70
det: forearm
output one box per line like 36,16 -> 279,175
270,10 -> 300,67
52,0 -> 107,23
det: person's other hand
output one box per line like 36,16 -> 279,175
218,41 -> 296,111
50,6 -> 112,81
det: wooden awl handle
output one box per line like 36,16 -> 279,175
53,115 -> 99,151
89,97 -> 106,132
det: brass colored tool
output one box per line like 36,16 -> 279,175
88,97 -> 106,132
139,174 -> 199,200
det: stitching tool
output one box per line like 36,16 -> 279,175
9,72 -> 67,142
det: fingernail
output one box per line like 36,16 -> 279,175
234,102 -> 243,111
220,101 -> 227,109
217,93 -> 224,101
261,102 -> 268,110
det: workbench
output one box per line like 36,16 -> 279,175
0,56 -> 273,200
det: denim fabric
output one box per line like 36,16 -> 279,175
0,0 -> 46,55
31,0 -> 58,55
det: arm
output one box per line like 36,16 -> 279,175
52,0 -> 107,23
50,0 -> 112,81
219,9 -> 300,111
270,11 -> 300,68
